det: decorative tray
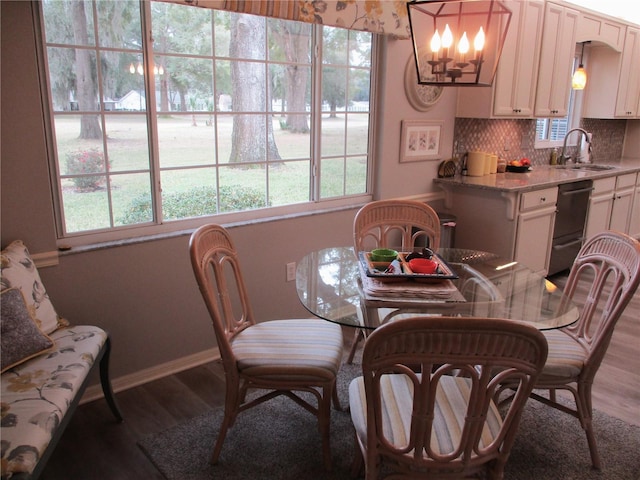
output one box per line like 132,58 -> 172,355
506,165 -> 531,173
358,251 -> 459,283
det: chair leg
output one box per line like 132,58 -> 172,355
576,383 -> 601,469
99,337 -> 124,422
211,380 -> 242,464
332,379 -> 342,411
319,386 -> 334,471
211,408 -> 234,464
346,328 -> 364,364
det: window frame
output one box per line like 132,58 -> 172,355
35,1 -> 378,248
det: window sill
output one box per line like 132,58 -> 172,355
56,199 -> 368,255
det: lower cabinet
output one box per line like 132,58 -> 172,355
514,188 -> 558,275
630,180 -> 640,239
610,173 -> 637,233
585,177 -> 616,239
586,173 -> 638,239
440,185 -> 557,276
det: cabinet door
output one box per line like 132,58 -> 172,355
629,183 -> 640,239
492,0 -> 544,117
534,3 -> 579,117
610,187 -> 634,233
515,205 -> 556,275
585,193 -> 614,240
615,27 -> 640,117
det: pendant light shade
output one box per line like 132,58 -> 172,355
572,42 -> 588,90
572,67 -> 587,90
407,0 -> 513,86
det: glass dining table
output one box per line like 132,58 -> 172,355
295,246 -> 579,331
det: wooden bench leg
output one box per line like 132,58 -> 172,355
99,336 -> 124,422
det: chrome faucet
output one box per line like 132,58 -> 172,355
559,128 -> 592,165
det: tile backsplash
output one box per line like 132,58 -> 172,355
453,118 -> 627,167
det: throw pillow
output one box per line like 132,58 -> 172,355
1,288 -> 54,373
1,240 -> 67,334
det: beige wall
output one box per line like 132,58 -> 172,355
1,1 -> 445,387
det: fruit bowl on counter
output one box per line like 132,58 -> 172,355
506,158 -> 531,173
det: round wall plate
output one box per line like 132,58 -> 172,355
404,55 -> 444,112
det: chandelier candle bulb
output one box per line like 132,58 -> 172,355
458,32 -> 469,63
474,26 -> 485,60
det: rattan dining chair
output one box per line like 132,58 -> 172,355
189,224 -> 344,470
348,200 -> 441,363
525,230 -> 640,469
349,316 -> 548,480
353,199 -> 441,253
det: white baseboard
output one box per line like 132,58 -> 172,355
81,347 -> 221,404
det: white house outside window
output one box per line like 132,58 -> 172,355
38,0 -> 374,243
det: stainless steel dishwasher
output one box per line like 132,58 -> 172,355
548,180 -> 593,276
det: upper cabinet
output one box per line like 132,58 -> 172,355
615,27 -> 640,117
576,10 -> 625,51
456,0 -> 639,121
583,26 -> 640,118
456,1 -> 545,118
534,3 -> 579,117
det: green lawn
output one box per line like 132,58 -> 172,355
54,114 -> 368,233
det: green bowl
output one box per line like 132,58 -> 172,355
370,248 -> 398,262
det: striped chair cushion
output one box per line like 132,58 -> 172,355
539,329 -> 588,378
349,373 -> 503,456
231,319 -> 343,378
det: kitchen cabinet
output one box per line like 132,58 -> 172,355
583,26 -> 640,118
439,185 -> 558,275
534,2 -> 579,117
456,1 -> 545,118
514,188 -> 558,274
629,175 -> 640,239
584,177 -> 616,240
609,173 -> 637,233
576,10 -> 625,51
585,173 -> 637,239
615,27 -> 640,117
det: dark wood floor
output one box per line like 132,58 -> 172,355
40,272 -> 640,480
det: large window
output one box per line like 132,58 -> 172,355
38,0 -> 374,243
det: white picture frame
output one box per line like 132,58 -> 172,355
400,120 -> 443,163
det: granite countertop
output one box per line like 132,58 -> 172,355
433,159 -> 640,193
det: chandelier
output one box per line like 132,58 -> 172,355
407,0 -> 512,86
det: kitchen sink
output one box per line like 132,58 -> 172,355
554,164 -> 619,171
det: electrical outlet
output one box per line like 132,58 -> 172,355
286,262 -> 296,282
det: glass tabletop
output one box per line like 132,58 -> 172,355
295,246 -> 579,330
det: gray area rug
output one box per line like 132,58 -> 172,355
138,362 -> 640,480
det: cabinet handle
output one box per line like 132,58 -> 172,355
540,197 -> 546,202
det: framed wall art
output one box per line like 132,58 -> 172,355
399,120 -> 443,163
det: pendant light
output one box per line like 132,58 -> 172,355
572,42 -> 588,90
407,0 -> 513,86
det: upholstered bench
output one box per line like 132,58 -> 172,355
1,240 -> 123,479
